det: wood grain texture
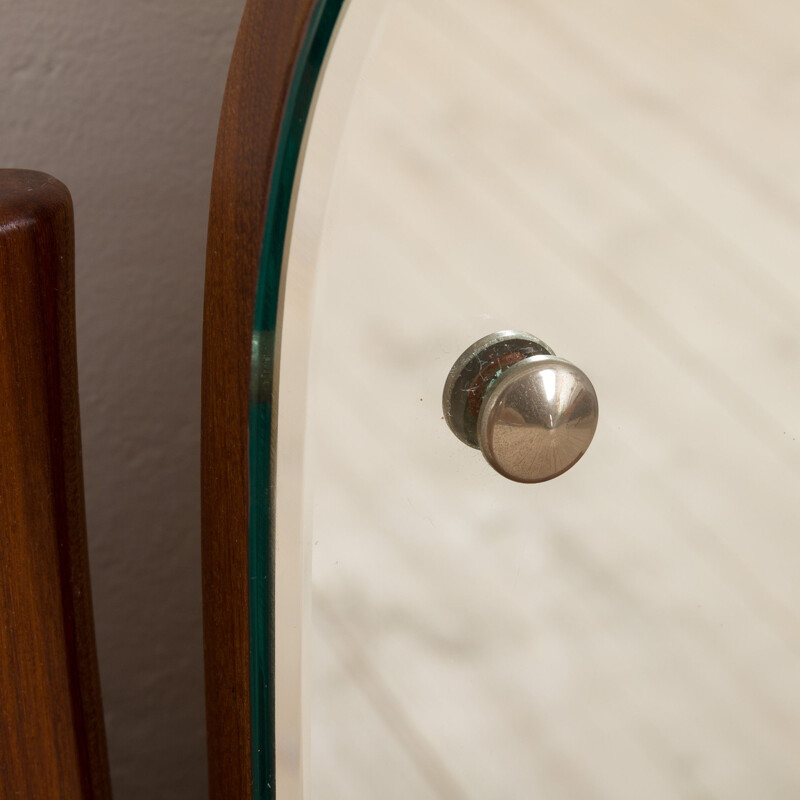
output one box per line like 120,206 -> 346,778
202,2 -> 318,797
0,170 -> 111,799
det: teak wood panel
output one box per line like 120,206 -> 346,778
202,1 -> 319,797
0,169 -> 111,799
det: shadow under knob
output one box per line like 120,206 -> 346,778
443,331 -> 598,483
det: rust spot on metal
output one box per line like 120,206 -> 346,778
466,350 -> 528,419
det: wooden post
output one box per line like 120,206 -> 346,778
0,170 -> 111,799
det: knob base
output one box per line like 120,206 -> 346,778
442,331 -> 554,449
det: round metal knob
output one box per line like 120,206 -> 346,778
442,331 -> 599,483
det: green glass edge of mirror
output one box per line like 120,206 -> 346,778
249,0 -> 345,797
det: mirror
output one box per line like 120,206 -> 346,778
272,0 -> 800,796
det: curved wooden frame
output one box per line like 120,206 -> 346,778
202,1 -> 330,797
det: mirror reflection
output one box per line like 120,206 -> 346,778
288,0 -> 800,796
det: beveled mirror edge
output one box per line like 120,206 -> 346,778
203,0 -> 385,798
269,1 -> 387,797
270,0 -> 386,800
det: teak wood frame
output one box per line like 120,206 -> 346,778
202,1 -> 329,797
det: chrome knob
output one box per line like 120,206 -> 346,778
442,331 -> 599,483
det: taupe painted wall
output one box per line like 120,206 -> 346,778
1,2 -> 244,796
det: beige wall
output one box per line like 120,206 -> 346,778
1,2 -> 244,796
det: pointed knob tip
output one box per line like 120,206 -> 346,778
478,355 -> 598,483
